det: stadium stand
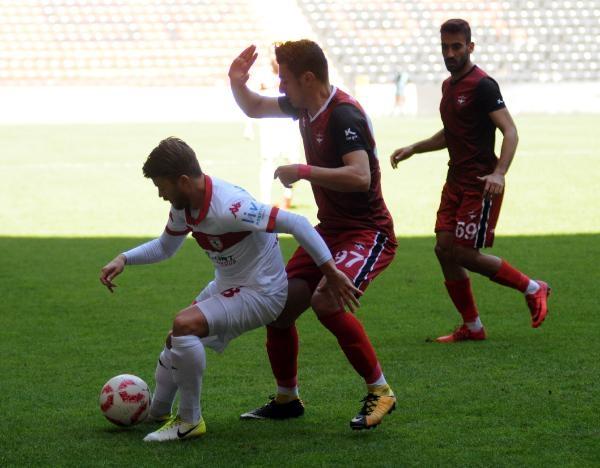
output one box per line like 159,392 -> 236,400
1,0 -> 597,87
0,0 -> 271,86
297,0 -> 600,85
0,0 -> 597,120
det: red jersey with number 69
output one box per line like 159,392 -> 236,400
440,65 -> 506,189
279,87 -> 395,242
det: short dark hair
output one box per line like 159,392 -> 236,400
142,137 -> 202,179
275,39 -> 329,82
440,19 -> 471,43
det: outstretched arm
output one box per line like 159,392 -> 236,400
390,129 -> 446,168
229,44 -> 286,118
477,108 -> 519,198
99,231 -> 186,293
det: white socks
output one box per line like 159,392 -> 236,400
170,335 -> 206,424
277,385 -> 299,398
149,347 -> 178,418
368,373 -> 388,387
465,317 -> 483,331
525,280 -> 540,295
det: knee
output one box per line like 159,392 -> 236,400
310,291 -> 338,318
453,246 -> 477,269
452,247 -> 467,266
268,315 -> 295,329
434,242 -> 453,262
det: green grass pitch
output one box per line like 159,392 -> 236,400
1,115 -> 599,466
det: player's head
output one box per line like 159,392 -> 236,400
440,19 -> 474,74
143,137 -> 203,210
274,40 -> 329,107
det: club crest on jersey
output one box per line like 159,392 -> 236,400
457,95 -> 467,105
229,201 -> 242,218
208,236 -> 224,251
345,128 -> 358,141
315,133 -> 324,144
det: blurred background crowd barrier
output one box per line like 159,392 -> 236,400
1,0 -> 598,123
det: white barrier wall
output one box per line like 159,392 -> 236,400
0,81 -> 598,124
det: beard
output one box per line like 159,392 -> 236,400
444,54 -> 468,72
171,195 -> 190,211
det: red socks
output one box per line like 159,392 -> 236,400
491,260 -> 530,293
267,313 -> 383,386
266,325 -> 298,388
445,278 -> 479,322
318,311 -> 382,384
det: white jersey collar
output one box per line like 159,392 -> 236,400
309,86 -> 337,123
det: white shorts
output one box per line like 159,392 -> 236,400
193,281 -> 287,353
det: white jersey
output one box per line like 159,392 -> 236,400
165,176 -> 286,294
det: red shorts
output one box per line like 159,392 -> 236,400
435,181 -> 503,248
286,229 -> 396,294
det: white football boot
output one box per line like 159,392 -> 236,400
143,416 -> 206,442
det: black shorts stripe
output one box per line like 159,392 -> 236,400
353,232 -> 387,289
475,198 -> 492,249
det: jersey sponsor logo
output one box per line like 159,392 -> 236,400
208,236 -> 223,251
345,127 -> 358,141
208,253 -> 236,266
229,201 -> 242,218
241,201 -> 266,226
354,242 -> 366,250
315,133 -> 324,144
457,95 -> 467,105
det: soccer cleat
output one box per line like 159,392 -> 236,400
350,388 -> 396,430
143,416 -> 206,442
526,280 -> 551,328
435,325 -> 487,343
240,396 -> 304,420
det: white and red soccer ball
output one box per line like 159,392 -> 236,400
99,374 -> 151,426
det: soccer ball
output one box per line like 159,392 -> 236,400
99,374 -> 151,426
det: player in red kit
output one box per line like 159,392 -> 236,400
229,40 -> 397,430
390,19 -> 550,342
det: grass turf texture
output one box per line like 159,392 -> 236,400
1,115 -> 599,466
1,235 -> 598,466
1,115 -> 599,236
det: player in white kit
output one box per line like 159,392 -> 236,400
99,137 -> 361,442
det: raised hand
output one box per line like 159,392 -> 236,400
228,44 -> 258,87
